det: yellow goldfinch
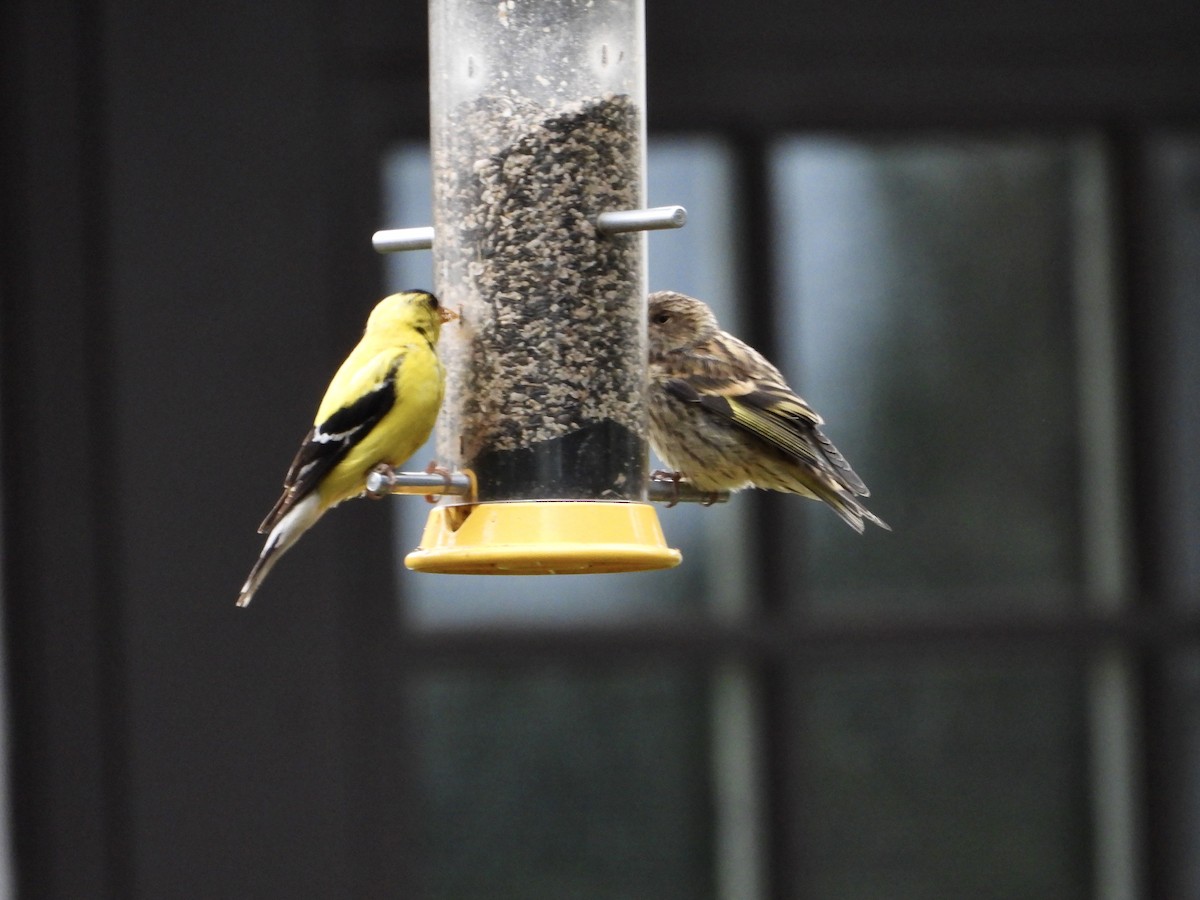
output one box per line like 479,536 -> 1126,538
237,290 -> 456,607
647,290 -> 888,532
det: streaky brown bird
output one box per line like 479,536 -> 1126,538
647,290 -> 889,532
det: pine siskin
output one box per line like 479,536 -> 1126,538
647,290 -> 888,532
238,290 -> 456,606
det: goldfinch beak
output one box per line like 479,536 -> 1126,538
439,306 -> 460,324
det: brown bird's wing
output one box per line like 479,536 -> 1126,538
257,362 -> 400,534
664,375 -> 871,497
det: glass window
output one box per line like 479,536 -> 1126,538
407,665 -> 713,900
789,654 -> 1090,899
1142,134 -> 1200,600
772,137 -> 1086,614
768,137 -> 1120,897
1144,134 -> 1200,899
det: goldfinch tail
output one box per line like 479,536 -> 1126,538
237,494 -> 323,607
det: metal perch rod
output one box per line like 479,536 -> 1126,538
596,205 -> 687,234
372,206 -> 687,253
365,467 -> 727,505
372,226 -> 435,253
365,467 -> 473,497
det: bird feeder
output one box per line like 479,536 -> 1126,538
372,0 -> 722,574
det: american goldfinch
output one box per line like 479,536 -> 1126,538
237,290 -> 456,607
647,290 -> 888,532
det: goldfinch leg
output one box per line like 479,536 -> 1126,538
365,463 -> 394,500
424,460 -> 453,504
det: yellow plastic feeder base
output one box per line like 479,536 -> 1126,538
405,501 -> 682,575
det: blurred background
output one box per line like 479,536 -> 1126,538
4,1 -> 1199,898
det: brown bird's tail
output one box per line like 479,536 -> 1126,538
811,480 -> 891,533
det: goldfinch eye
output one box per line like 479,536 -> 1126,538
653,311 -> 671,325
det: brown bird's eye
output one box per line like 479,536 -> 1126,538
652,311 -> 671,325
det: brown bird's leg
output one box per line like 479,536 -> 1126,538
651,469 -> 685,508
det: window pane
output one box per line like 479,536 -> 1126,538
771,138 -> 1097,899
1144,134 -> 1200,899
791,654 -> 1090,899
771,137 -> 1086,614
1143,134 -> 1200,600
381,138 -> 750,626
408,666 -> 714,900
1160,651 -> 1200,898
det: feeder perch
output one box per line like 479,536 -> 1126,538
385,0 -> 693,574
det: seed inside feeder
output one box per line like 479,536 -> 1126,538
434,89 -> 646,501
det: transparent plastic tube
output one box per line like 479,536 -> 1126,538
429,0 -> 648,502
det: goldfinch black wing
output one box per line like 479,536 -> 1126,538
258,358 -> 400,533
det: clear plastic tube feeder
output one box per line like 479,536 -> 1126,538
405,0 -> 680,574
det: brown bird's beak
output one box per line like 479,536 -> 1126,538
439,306 -> 460,324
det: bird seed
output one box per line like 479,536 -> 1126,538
433,90 -> 647,501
